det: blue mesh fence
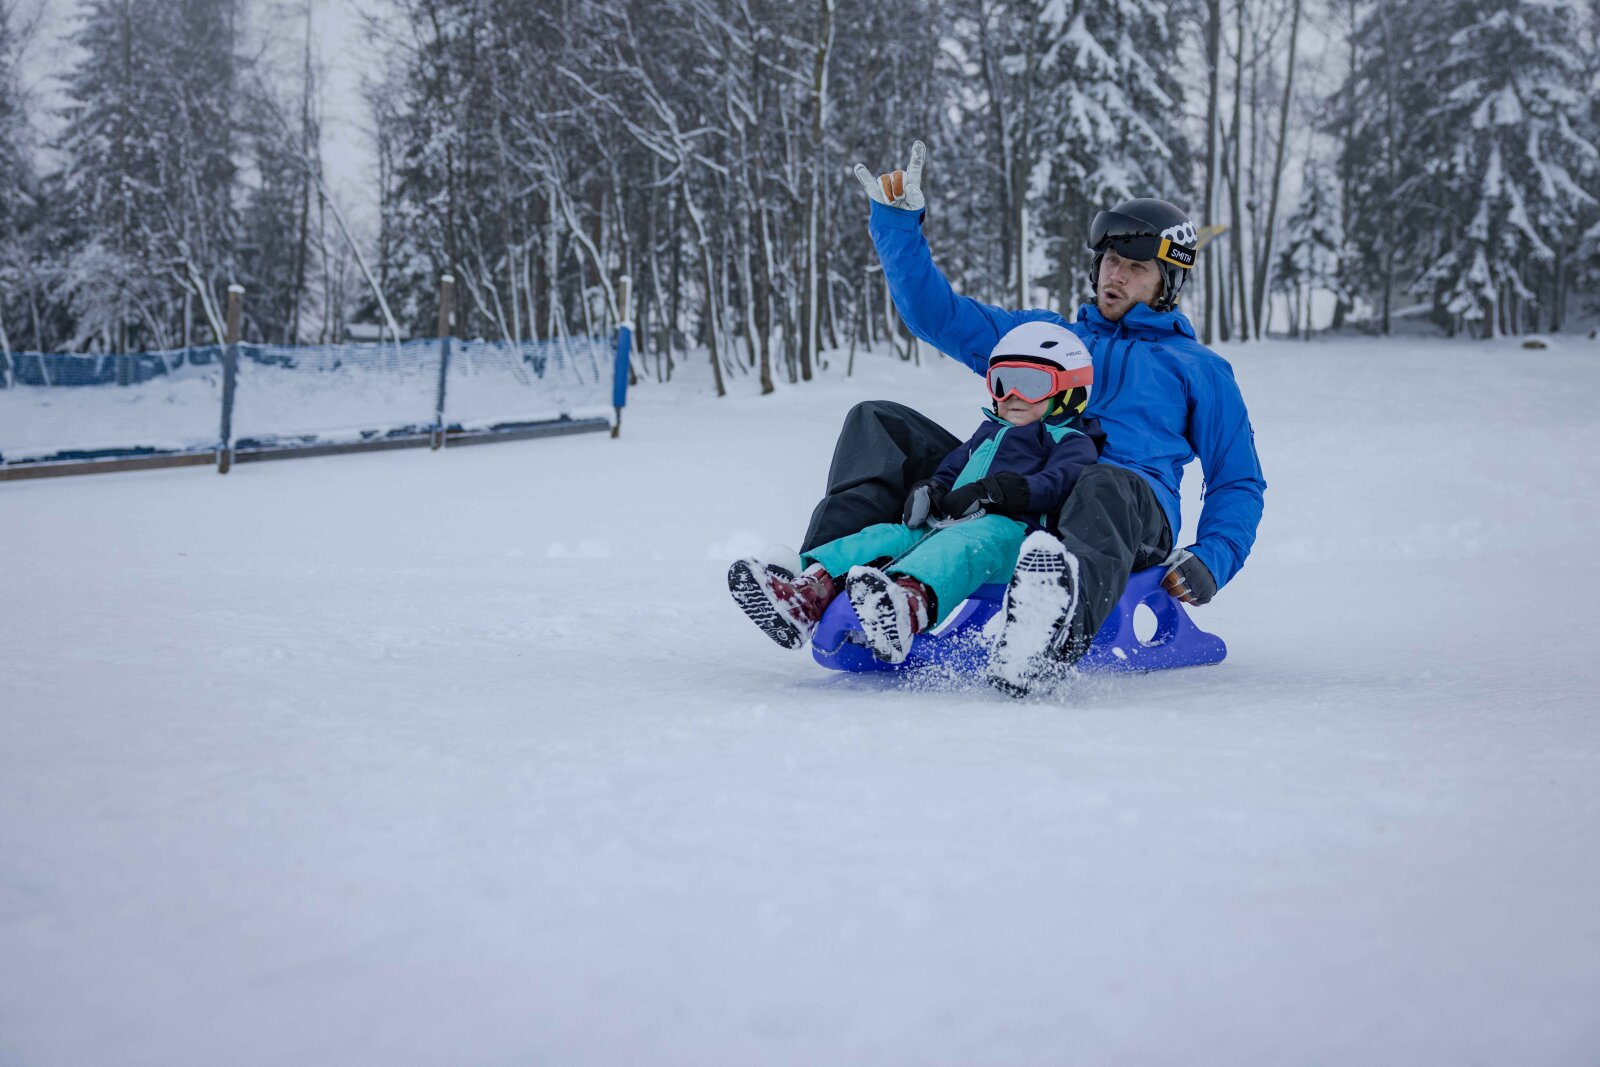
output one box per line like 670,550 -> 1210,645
0,333 -> 619,467
231,340 -> 442,448
446,335 -> 611,431
0,347 -> 226,463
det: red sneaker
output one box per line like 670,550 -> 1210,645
728,560 -> 839,650
845,567 -> 935,664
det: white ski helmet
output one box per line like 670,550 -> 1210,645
987,322 -> 1093,414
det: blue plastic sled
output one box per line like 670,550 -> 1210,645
811,566 -> 1226,675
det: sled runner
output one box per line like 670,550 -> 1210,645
811,566 -> 1226,675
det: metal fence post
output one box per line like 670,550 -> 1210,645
611,274 -> 632,439
432,274 -> 455,450
0,316 -> 13,389
217,285 -> 243,474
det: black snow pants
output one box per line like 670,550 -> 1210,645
800,401 -> 961,553
801,401 -> 1172,664
1051,464 -> 1172,662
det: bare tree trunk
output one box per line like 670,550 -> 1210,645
32,283 -> 46,350
737,213 -> 763,387
1549,243 -> 1565,332
1012,10 -> 1038,308
716,208 -> 741,375
1228,0 -> 1251,341
547,180 -> 564,340
682,182 -> 726,397
1247,16 -> 1265,336
1331,0 -> 1358,332
529,194 -> 546,341
1379,5 -> 1397,335
820,186 -> 838,354
288,3 -> 314,345
1202,0 -> 1222,345
755,208 -> 775,395
1053,184 -> 1075,314
1252,0 -> 1302,336
0,307 -> 12,389
117,0 -> 134,360
976,15 -> 1014,298
801,0 -> 834,383
667,183 -> 681,381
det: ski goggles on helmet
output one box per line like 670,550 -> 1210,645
987,359 -> 1092,404
1088,211 -> 1197,269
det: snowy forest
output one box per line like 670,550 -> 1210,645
1,0 -> 1598,389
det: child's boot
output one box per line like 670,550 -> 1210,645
728,559 -> 838,650
986,530 -> 1080,697
845,566 -> 934,665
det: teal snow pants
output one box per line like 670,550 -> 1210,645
801,514 -> 1030,625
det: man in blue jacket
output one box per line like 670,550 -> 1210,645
806,140 -> 1266,696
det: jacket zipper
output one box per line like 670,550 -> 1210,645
1091,325 -> 1132,414
955,424 -> 1008,487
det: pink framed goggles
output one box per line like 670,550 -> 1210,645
986,360 -> 1093,404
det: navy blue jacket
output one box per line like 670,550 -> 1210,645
870,200 -> 1266,588
933,409 -> 1102,531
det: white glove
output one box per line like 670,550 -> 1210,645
853,140 -> 927,212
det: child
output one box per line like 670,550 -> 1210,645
729,321 -> 1103,664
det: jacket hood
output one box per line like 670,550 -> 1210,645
1076,302 -> 1198,340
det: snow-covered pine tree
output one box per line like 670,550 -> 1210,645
164,0 -> 242,335
0,2 -> 29,243
55,0 -> 171,353
1572,0 -> 1600,321
56,0 -> 242,354
1331,0 -> 1439,334
952,0 -> 1041,306
239,2 -> 327,344
929,0 -> 1192,315
1032,0 -> 1194,315
1408,0 -> 1597,337
240,100 -> 315,344
0,0 -> 35,374
889,0 -> 1009,308
377,0 -> 549,343
1271,160 -> 1345,338
830,0 -> 946,353
360,0 -> 1204,388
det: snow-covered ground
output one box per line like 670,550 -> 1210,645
3,332 -> 1599,1065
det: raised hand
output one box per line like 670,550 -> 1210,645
853,140 -> 927,212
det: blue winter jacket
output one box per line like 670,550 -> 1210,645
869,201 -> 1267,589
933,408 -> 1102,532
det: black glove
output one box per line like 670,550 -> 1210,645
941,472 -> 1031,521
902,479 -> 948,527
1161,549 -> 1217,606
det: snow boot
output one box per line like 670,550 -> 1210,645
728,559 -> 838,650
845,566 -> 934,665
986,530 -> 1080,698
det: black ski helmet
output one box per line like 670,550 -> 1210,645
1087,198 -> 1199,313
